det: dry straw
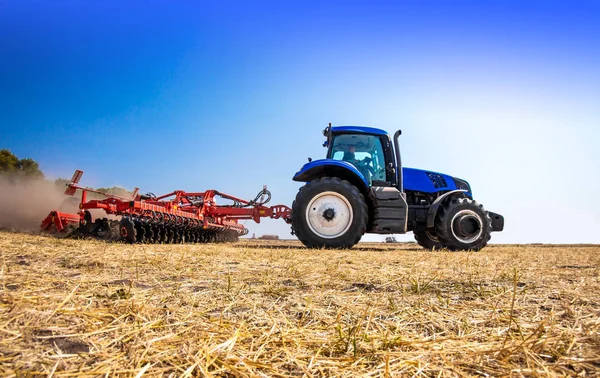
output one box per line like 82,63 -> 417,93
0,231 -> 599,376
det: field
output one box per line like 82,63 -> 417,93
0,230 -> 599,377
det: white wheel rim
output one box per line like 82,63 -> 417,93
305,191 -> 353,239
450,209 -> 483,244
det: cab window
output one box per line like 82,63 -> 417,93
329,134 -> 386,185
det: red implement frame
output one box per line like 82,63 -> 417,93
40,211 -> 80,233
41,170 -> 292,234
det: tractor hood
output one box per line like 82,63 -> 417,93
403,167 -> 472,195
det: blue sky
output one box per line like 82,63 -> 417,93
1,1 -> 599,243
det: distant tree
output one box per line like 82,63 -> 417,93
0,149 -> 44,179
0,149 -> 19,174
18,158 -> 44,178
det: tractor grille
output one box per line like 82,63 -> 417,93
453,178 -> 471,192
427,172 -> 448,188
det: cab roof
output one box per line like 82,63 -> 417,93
331,126 -> 388,136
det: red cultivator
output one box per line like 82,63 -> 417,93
41,170 -> 291,243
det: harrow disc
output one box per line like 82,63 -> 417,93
119,217 -> 136,243
143,223 -> 154,243
72,214 -> 247,245
79,211 -> 93,235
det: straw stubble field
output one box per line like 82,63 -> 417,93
0,230 -> 599,377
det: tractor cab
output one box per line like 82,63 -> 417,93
321,125 -> 399,188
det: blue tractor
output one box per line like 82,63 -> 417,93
291,124 -> 504,250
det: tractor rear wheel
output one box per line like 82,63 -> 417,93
292,177 -> 367,249
414,230 -> 444,250
435,197 -> 492,251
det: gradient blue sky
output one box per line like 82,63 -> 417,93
1,1 -> 599,243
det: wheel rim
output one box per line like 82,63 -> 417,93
305,191 -> 353,239
450,209 -> 483,244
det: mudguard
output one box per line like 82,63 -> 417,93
426,189 -> 468,228
293,159 -> 369,192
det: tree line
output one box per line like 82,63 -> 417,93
0,149 -> 44,179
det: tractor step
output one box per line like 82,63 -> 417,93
368,186 -> 408,234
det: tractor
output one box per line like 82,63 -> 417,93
290,124 -> 504,250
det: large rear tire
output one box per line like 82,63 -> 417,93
435,197 -> 492,251
292,177 -> 367,249
414,230 -> 444,250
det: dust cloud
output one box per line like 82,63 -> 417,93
0,177 -> 79,232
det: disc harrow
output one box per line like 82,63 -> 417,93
41,170 -> 291,244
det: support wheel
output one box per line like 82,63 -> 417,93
291,177 -> 367,249
435,197 -> 492,251
414,230 -> 444,250
119,217 -> 137,244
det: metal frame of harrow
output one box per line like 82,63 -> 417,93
41,170 -> 292,242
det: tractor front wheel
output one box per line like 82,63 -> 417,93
414,230 -> 444,251
292,177 -> 367,249
435,197 -> 492,251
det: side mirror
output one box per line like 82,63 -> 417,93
322,122 -> 333,148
